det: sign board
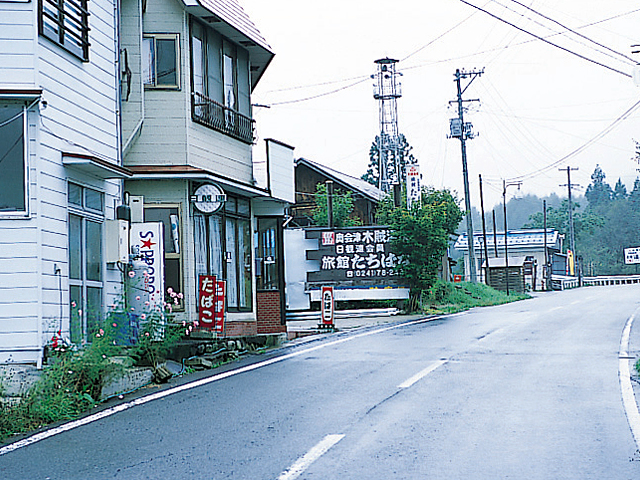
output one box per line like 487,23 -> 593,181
306,227 -> 401,283
406,165 -> 420,209
198,276 -> 226,334
214,280 -> 226,334
198,275 -> 217,328
130,223 -> 165,310
321,286 -> 334,326
191,183 -> 226,213
625,247 -> 640,265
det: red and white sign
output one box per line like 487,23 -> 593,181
214,280 -> 226,334
321,286 -> 334,326
406,165 -> 421,209
198,275 -> 216,328
322,231 -> 335,246
130,223 -> 165,310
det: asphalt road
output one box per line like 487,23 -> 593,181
1,285 -> 640,479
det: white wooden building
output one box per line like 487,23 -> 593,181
0,0 -> 127,365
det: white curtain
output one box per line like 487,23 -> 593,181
209,215 -> 223,280
225,218 -> 237,308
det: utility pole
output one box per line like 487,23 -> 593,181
560,166 -> 579,274
326,180 -> 334,228
543,200 -> 549,291
449,68 -> 484,283
492,210 -> 498,257
479,174 -> 489,282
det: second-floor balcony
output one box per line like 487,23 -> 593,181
192,92 -> 255,145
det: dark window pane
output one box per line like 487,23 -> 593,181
156,38 -> 177,86
68,183 -> 82,206
86,287 -> 102,338
69,285 -> 83,343
86,220 -> 102,281
69,215 -> 82,280
0,104 -> 25,212
237,198 -> 250,216
144,207 -> 179,254
225,196 -> 236,213
85,187 -> 103,212
165,258 -> 182,308
239,219 -> 252,309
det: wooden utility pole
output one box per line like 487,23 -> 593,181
326,180 -> 334,228
479,174 -> 489,282
450,68 -> 484,283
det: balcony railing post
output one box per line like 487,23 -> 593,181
191,92 -> 255,144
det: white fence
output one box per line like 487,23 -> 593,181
551,274 -> 640,290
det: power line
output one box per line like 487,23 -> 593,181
503,0 -> 637,64
268,78 -> 369,106
458,0 -> 633,78
506,98 -> 640,182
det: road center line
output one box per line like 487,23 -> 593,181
277,434 -> 345,480
0,316 -> 437,456
398,360 -> 447,389
619,309 -> 640,450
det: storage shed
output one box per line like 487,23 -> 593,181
484,257 -> 526,294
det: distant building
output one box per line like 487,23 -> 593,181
454,229 -> 561,290
291,158 -> 386,227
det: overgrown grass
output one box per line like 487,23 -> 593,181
420,280 -> 529,314
0,326 -> 123,442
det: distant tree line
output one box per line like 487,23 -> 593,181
525,164 -> 640,275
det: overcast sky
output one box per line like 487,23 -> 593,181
242,0 -> 640,208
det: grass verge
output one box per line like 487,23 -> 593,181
420,280 -> 530,315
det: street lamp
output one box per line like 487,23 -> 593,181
503,180 -> 522,295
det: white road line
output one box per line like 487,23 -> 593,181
277,434 -> 345,480
619,309 -> 640,450
398,360 -> 447,389
0,316 -> 437,456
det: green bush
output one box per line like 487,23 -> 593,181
420,280 -> 528,314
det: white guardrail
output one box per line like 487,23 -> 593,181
551,274 -> 640,290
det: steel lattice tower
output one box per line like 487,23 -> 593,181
372,58 -> 402,193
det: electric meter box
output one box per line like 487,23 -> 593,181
105,219 -> 129,264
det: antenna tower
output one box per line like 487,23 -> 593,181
372,58 -> 402,194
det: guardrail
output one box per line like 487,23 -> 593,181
551,275 -> 579,290
583,275 -> 640,286
550,274 -> 640,290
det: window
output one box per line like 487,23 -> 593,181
0,104 -> 27,215
68,183 -> 104,343
143,34 -> 180,89
190,18 -> 253,143
194,193 -> 252,312
144,205 -> 183,309
39,0 -> 90,61
256,217 -> 283,291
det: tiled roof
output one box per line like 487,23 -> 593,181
197,0 -> 271,51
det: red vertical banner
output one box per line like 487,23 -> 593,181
321,286 -> 334,326
198,275 -> 216,329
214,280 -> 226,334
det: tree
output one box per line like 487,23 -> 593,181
377,187 -> 463,301
311,183 -> 362,228
613,178 -> 628,201
362,133 -> 417,187
524,200 -> 603,251
585,165 -> 613,210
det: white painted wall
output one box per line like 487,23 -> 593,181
0,0 -> 122,364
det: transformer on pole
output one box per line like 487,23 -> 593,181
372,58 -> 402,195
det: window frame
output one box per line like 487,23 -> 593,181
68,182 -> 104,343
143,33 -> 181,90
143,203 -> 184,311
0,103 -> 28,218
38,0 -> 90,62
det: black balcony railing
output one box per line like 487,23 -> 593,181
192,92 -> 255,144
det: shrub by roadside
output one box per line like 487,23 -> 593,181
420,280 -> 529,314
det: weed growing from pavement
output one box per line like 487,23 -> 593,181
420,280 -> 529,314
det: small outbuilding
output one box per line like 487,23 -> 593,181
483,257 -> 526,294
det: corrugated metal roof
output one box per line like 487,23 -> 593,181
296,158 -> 386,202
196,0 -> 271,51
454,229 -> 560,251
179,0 -> 274,89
